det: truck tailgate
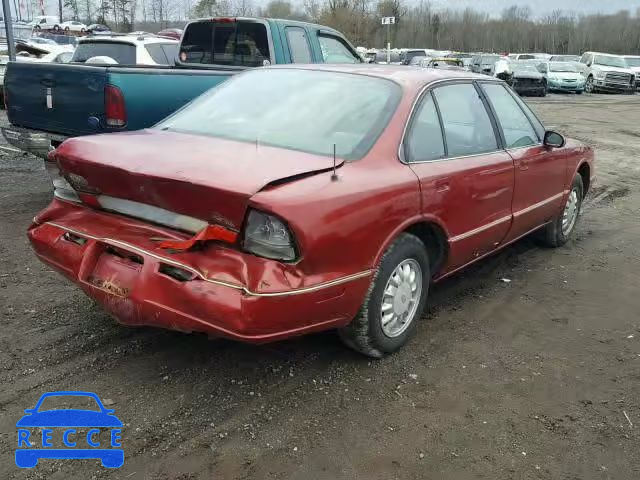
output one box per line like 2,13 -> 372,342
5,62 -> 108,136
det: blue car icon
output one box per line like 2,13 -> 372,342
16,391 -> 123,468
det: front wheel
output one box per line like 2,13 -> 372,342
585,76 -> 595,93
338,233 -> 430,358
537,175 -> 584,247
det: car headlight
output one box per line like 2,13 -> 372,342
593,71 -> 606,80
242,209 -> 297,262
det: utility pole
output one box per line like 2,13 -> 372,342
381,16 -> 395,64
2,0 -> 17,60
58,0 -> 62,22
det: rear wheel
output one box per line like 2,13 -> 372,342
537,174 -> 584,247
338,233 -> 430,358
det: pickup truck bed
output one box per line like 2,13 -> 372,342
5,63 -> 231,152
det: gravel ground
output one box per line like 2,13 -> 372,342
1,93 -> 639,480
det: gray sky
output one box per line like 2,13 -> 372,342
34,0 -> 640,20
431,0 -> 640,16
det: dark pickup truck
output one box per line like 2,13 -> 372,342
3,17 -> 362,157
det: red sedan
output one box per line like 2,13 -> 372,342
29,65 -> 594,357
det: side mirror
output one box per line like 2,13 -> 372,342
586,61 -> 592,67
544,130 -> 565,148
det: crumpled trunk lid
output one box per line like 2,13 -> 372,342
53,129 -> 341,231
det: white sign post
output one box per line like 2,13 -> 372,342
381,17 -> 396,64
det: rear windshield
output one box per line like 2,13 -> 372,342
72,41 -> 135,64
156,69 -> 401,160
180,20 -> 270,67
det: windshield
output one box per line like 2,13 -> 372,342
180,20 -> 270,67
72,41 -> 136,64
593,55 -> 627,68
512,64 -> 538,73
549,62 -> 578,73
157,69 -> 401,160
481,55 -> 500,65
624,57 -> 640,67
550,55 -> 579,62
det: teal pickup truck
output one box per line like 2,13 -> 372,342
2,17 -> 362,157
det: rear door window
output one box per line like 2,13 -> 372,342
72,41 -> 136,64
432,83 -> 498,157
285,27 -> 312,63
180,20 -> 270,67
318,35 -> 360,63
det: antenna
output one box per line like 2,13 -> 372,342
331,144 -> 339,181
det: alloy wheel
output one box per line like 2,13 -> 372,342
562,189 -> 580,236
380,259 -> 422,338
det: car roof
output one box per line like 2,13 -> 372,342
267,64 -> 492,90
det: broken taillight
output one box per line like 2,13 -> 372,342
105,84 -> 126,128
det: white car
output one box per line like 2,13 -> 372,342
71,35 -> 179,65
623,56 -> 640,91
59,21 -> 87,32
579,52 -> 636,94
30,16 -> 59,30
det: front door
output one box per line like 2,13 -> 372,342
479,83 -> 566,241
404,82 -> 515,274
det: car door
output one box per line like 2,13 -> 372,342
479,82 -> 566,241
313,32 -> 361,64
404,82 -> 515,273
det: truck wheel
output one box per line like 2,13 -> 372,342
585,76 -> 594,94
537,175 -> 584,248
338,233 -> 430,358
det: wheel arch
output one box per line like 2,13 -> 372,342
374,217 -> 450,279
577,162 -> 591,195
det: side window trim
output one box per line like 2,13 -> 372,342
403,90 -> 447,163
472,81 -> 506,150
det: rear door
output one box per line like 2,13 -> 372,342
5,62 -> 108,136
479,82 -> 566,240
404,81 -> 515,272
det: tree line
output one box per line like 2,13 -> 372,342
23,0 -> 640,54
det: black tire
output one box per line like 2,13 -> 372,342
537,175 -> 584,248
576,90 -> 583,95
338,233 -> 430,358
64,26 -> 70,31
585,76 -> 595,94
53,24 -> 61,31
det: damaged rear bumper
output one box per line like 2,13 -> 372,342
27,201 -> 371,342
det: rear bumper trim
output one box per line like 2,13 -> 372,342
43,220 -> 372,297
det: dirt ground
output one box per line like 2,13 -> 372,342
1,93 -> 639,480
